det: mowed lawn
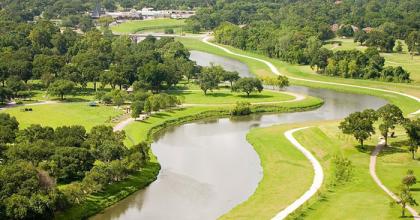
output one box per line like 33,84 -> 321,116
111,19 -> 186,34
227,121 -> 402,219
3,103 -> 123,130
168,89 -> 295,104
292,124 -> 402,219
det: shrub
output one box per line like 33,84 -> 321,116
231,101 -> 251,116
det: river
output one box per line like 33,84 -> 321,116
91,50 -> 387,220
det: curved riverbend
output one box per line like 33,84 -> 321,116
92,49 -> 388,220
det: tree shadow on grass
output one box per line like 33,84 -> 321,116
355,144 -> 376,154
379,141 -> 408,156
410,188 -> 420,192
151,112 -> 170,118
205,92 -> 232,98
237,94 -> 273,99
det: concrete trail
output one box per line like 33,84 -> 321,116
272,127 -> 324,220
370,141 -> 420,220
113,117 -> 134,132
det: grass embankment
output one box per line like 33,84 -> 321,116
111,19 -> 186,34
324,38 -> 420,83
226,121 -> 409,219
3,102 -> 122,130
169,89 -> 295,104
177,37 -> 420,114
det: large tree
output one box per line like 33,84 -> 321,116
232,77 -> 263,96
48,79 -> 75,100
339,109 -> 378,148
404,118 -> 420,159
377,104 -> 404,146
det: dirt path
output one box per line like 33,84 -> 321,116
370,141 -> 420,219
113,117 -> 134,132
272,127 -> 324,220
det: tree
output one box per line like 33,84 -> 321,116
337,25 -> 354,37
399,186 -> 418,217
0,113 -> 19,144
402,170 -> 417,190
221,71 -> 240,88
276,75 -> 289,90
395,41 -> 403,53
6,76 -> 26,97
0,87 -> 13,104
377,104 -> 404,146
131,101 -> 144,118
339,109 -> 378,148
232,77 -> 263,96
48,80 -> 75,100
198,66 -> 221,95
16,124 -> 54,143
406,31 -> 420,58
97,16 -> 114,28
404,118 -> 420,159
50,147 -> 94,183
54,125 -> 86,148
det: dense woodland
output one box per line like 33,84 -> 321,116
194,0 -> 420,82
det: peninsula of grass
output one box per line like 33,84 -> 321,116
177,37 -> 420,114
3,102 -> 123,130
111,19 -> 186,34
168,89 -> 295,104
223,121 -> 403,219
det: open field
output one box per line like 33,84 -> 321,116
177,37 -> 420,114
324,38 -> 420,83
110,19 -> 186,34
169,89 -> 295,104
3,103 -> 123,130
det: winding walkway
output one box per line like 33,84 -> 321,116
201,36 -> 420,219
370,141 -> 420,219
273,127 -> 324,220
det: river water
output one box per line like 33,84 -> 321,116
91,50 -> 387,220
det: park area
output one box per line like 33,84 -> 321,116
110,18 -> 186,34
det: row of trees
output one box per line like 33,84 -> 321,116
0,113 -> 149,219
312,48 -> 410,82
339,104 -> 419,159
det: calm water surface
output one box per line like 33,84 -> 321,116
91,52 -> 387,220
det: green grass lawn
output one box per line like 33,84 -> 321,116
177,37 -> 420,114
111,19 -> 186,34
226,121 -> 403,219
324,38 -> 420,83
169,89 -> 295,104
3,103 -> 123,130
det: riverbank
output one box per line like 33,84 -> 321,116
55,96 -> 323,220
177,37 -> 420,114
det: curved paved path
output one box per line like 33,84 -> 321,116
272,127 -> 324,220
201,36 -> 420,219
370,141 -> 420,219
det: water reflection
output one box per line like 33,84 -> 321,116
189,50 -> 254,78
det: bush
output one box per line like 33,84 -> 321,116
231,101 -> 251,116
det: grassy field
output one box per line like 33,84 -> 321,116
111,19 -> 186,34
169,89 -> 295,104
3,103 -> 123,130
226,121 -> 409,219
177,37 -> 420,114
324,38 -> 420,83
